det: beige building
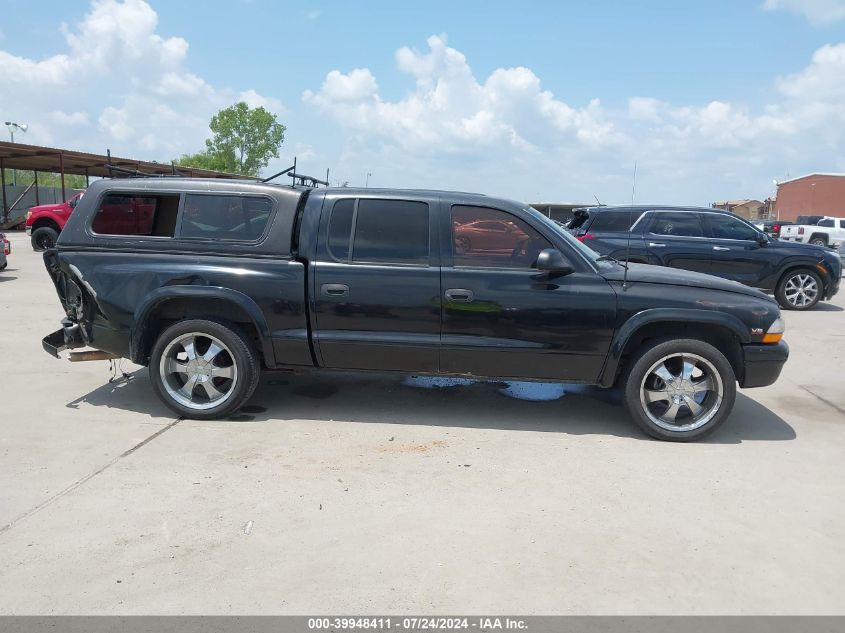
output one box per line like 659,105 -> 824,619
712,199 -> 766,220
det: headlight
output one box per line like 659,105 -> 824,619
26,211 -> 31,220
763,317 -> 785,344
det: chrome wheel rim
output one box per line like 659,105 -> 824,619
639,353 -> 723,432
159,332 -> 238,410
784,273 -> 818,308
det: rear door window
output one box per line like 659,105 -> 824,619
649,212 -> 704,238
327,199 -> 355,261
351,199 -> 430,265
91,193 -> 179,237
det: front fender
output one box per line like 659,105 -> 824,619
598,308 -> 751,388
130,286 -> 275,367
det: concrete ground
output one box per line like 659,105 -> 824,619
0,230 -> 843,615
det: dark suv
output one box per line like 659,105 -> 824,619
42,179 -> 789,441
567,206 -> 841,310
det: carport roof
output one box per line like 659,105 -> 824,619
0,141 -> 248,179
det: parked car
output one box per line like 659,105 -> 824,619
779,216 -> 845,249
1,232 -> 9,269
25,191 -> 85,251
42,178 -> 789,441
566,206 -> 841,310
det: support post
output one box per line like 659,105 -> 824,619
34,170 -> 40,205
1,158 -> 7,225
59,153 -> 66,202
85,168 -> 89,187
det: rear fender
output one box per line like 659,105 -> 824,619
131,286 -> 275,367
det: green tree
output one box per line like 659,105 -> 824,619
11,170 -> 87,190
176,102 -> 286,176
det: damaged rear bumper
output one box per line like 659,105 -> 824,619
42,318 -> 85,358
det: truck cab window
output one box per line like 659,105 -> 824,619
451,205 -> 551,268
327,199 -> 355,261
351,199 -> 429,265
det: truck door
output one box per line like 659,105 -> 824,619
312,194 -> 441,372
439,203 -> 616,382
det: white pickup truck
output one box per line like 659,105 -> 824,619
780,216 -> 845,249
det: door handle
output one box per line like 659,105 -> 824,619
321,283 -> 349,297
445,288 -> 475,303
713,246 -> 731,251
648,242 -> 666,248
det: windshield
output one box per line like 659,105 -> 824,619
524,206 -> 617,270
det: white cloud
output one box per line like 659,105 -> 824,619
0,0 -> 283,161
238,89 -> 284,113
763,0 -> 845,25
305,34 -> 845,203
304,35 -> 622,157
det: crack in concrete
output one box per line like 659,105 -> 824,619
798,384 -> 845,419
0,417 -> 182,536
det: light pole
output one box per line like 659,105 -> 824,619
5,121 -> 27,144
365,172 -> 372,188
4,121 -> 28,187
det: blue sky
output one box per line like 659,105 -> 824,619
2,0 -> 845,204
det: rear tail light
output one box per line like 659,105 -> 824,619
773,224 -> 780,233
577,232 -> 595,242
798,227 -> 805,235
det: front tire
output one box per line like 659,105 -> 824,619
776,269 -> 822,310
149,319 -> 260,419
621,338 -> 736,442
31,227 -> 59,251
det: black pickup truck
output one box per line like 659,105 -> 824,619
42,178 -> 788,441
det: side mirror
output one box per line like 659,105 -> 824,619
536,248 -> 574,275
756,233 -> 769,246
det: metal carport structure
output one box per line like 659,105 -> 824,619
0,141 -> 248,226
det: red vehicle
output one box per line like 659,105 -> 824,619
1,232 -> 10,270
25,191 -> 85,251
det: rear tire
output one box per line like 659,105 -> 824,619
809,237 -> 827,247
776,269 -> 822,310
621,338 -> 736,442
31,227 -> 59,251
149,319 -> 260,420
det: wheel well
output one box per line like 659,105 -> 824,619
32,218 -> 61,232
617,321 -> 743,384
776,265 -> 822,290
138,298 -> 264,367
